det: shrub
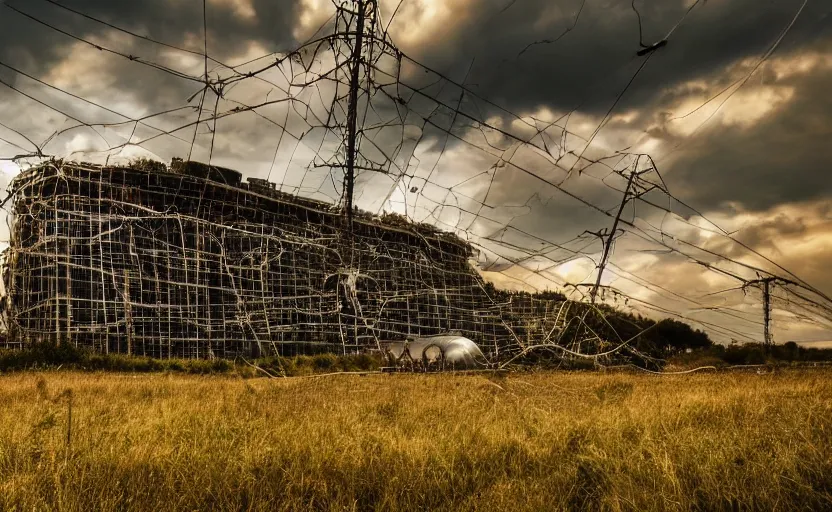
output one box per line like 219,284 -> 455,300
723,344 -> 769,365
1,344 -> 382,376
340,353 -> 381,372
312,353 -> 338,370
0,343 -> 84,371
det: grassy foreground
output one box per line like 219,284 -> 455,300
0,370 -> 830,511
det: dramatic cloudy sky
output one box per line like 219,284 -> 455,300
0,0 -> 830,345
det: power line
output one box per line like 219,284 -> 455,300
0,0 -> 828,352
3,2 -> 204,83
36,0 -> 212,61
0,59 -> 195,147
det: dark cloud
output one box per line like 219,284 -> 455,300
0,0 -> 308,141
393,0 -> 831,116
377,0 -> 832,238
0,0 -> 302,66
663,61 -> 832,211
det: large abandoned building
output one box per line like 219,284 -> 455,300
1,160 -> 570,359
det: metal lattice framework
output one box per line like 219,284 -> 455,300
5,160 -> 618,359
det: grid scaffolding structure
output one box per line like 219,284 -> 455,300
2,160 -> 571,359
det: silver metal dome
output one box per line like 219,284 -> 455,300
385,335 -> 488,369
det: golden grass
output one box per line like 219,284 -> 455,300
0,369 -> 830,511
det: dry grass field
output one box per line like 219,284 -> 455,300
0,369 -> 830,511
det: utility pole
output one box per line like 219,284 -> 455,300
588,156 -> 661,304
763,278 -> 772,347
590,169 -> 636,304
745,276 -> 794,349
344,0 -> 366,231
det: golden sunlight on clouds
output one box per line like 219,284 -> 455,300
719,85 -> 794,128
43,33 -> 150,119
380,0 -> 469,48
661,50 -> 830,137
609,110 -> 640,125
46,34 -> 128,93
762,51 -> 832,81
551,256 -> 596,286
295,0 -> 335,41
698,202 -> 832,315
664,82 -> 794,136
742,202 -> 832,264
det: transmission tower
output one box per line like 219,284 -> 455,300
589,156 -> 659,304
343,0 -> 367,229
327,0 -> 382,231
744,276 -> 795,348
